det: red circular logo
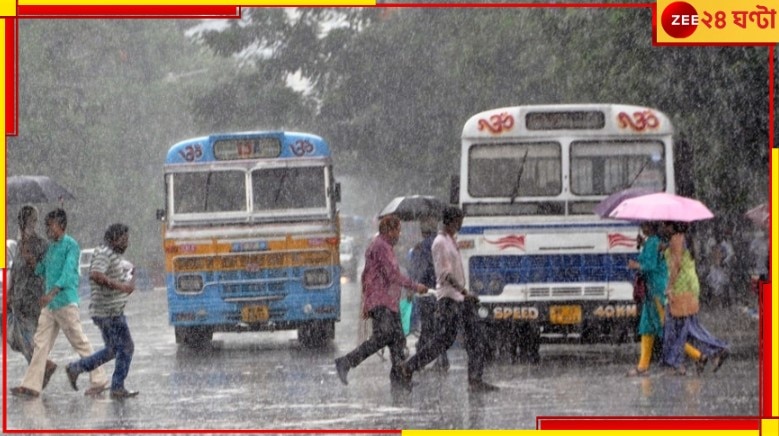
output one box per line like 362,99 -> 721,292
661,1 -> 699,39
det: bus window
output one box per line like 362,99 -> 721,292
570,140 -> 665,195
173,170 -> 246,214
468,142 -> 561,198
251,166 -> 327,211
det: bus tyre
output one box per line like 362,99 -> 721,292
175,326 -> 213,349
298,321 -> 335,348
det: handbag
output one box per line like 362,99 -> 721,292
632,272 -> 647,303
399,297 -> 413,336
668,292 -> 700,317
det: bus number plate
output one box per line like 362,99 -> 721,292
550,305 -> 581,324
241,305 -> 270,323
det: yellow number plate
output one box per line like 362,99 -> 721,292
241,305 -> 270,323
549,305 -> 582,324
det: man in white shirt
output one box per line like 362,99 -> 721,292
398,206 -> 498,393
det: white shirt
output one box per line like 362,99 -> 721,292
432,231 -> 465,302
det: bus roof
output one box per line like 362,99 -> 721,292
462,104 -> 673,139
165,131 -> 330,165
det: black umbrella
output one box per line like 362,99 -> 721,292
378,195 -> 447,221
7,175 -> 75,205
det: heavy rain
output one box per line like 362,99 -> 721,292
2,4 -> 769,433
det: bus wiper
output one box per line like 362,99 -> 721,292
274,169 -> 289,204
204,172 -> 213,211
625,158 -> 650,188
509,148 -> 529,205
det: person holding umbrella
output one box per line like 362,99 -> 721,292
6,205 -> 58,385
662,221 -> 730,376
625,221 -> 706,376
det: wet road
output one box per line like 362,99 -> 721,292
3,278 -> 759,432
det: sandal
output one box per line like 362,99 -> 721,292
712,350 -> 730,373
626,367 -> 649,377
695,354 -> 708,375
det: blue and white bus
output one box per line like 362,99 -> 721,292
456,104 -> 674,360
159,131 -> 341,348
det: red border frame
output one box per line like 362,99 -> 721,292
2,2 -> 773,434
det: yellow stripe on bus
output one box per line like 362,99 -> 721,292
166,249 -> 337,272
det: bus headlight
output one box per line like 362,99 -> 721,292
487,277 -> 505,295
304,268 -> 331,288
477,306 -> 490,319
471,278 -> 485,295
176,274 -> 204,293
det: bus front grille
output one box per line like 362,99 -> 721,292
527,285 -> 607,299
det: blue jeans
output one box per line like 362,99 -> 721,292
70,315 -> 134,391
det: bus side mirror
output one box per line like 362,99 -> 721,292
156,209 -> 166,221
449,175 -> 459,204
332,183 -> 341,203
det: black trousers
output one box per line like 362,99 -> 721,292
416,294 -> 449,368
341,306 -> 406,381
405,297 -> 485,382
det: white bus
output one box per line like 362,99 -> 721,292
456,104 -> 675,361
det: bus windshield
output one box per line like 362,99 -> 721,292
173,170 -> 246,214
169,166 -> 330,218
252,166 -> 327,211
570,140 -> 665,195
468,142 -> 562,198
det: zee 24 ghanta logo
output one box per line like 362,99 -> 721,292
661,1 -> 777,39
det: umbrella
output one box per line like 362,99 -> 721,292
593,187 -> 656,218
745,203 -> 769,227
378,195 -> 447,221
6,175 -> 75,205
608,192 -> 714,222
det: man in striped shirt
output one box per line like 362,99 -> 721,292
65,223 -> 139,399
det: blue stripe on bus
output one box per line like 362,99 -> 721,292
469,253 -> 637,294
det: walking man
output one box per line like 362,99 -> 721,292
334,215 -> 427,387
399,206 -> 498,392
11,208 -> 108,398
65,223 -> 139,399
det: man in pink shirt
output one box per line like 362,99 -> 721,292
335,215 -> 427,387
398,206 -> 498,393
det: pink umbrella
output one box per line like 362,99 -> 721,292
745,203 -> 769,227
608,192 -> 714,222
